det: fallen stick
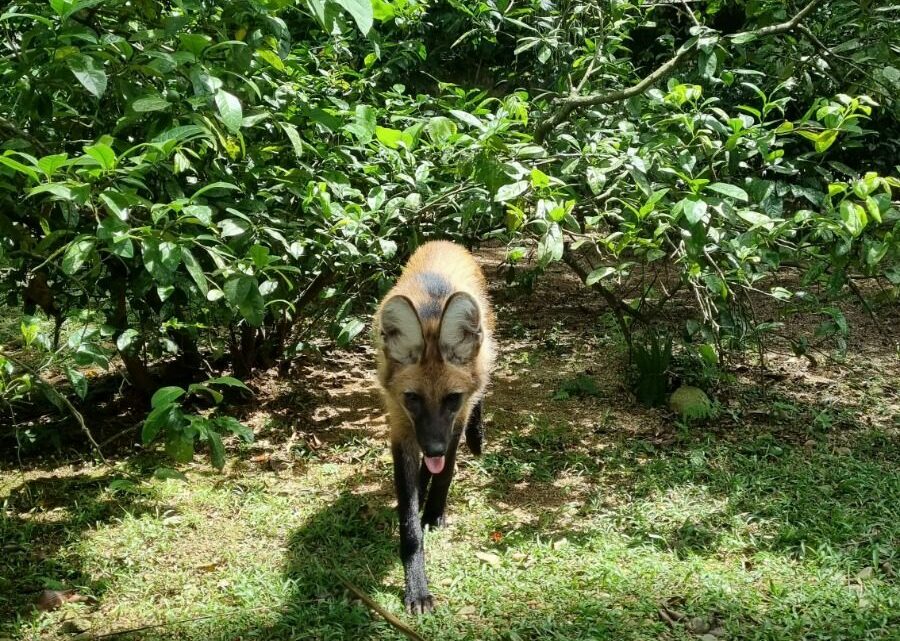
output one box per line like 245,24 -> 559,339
338,574 -> 427,641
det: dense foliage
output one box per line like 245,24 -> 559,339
1,0 -> 897,464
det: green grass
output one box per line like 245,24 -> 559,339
3,414 -> 899,641
2,297 -> 899,640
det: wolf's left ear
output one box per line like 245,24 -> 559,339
439,292 -> 482,364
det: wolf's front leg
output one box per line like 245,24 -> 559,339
392,440 -> 434,614
421,431 -> 460,529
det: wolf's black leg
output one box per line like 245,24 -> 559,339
392,440 -> 433,614
418,458 -> 432,503
464,399 -> 484,456
421,432 -> 461,529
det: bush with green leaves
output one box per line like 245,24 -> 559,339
141,376 -> 254,470
1,0 -> 898,466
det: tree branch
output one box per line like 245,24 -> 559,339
0,350 -> 105,462
337,575 -> 426,641
533,0 -> 826,143
0,116 -> 50,155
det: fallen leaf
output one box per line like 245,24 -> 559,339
687,615 -> 711,633
490,531 -> 503,543
457,605 -> 477,616
856,566 -> 874,581
474,551 -> 501,567
36,590 -> 91,612
658,606 -> 685,626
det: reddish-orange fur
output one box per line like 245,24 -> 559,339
375,241 -> 495,445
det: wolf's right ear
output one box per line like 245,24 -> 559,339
380,295 -> 424,365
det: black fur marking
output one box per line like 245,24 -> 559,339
416,271 -> 452,320
421,431 -> 461,529
465,399 -> 484,456
392,440 -> 434,614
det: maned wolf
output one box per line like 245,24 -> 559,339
374,241 -> 496,614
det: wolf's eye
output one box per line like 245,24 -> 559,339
403,392 -> 422,407
442,392 -> 463,412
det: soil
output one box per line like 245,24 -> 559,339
1,245 -> 898,472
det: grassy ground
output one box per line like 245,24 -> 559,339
2,256 -> 900,641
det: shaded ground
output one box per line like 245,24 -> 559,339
2,249 -> 899,640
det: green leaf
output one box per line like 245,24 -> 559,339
132,96 -> 170,112
737,210 -> 774,230
66,367 -> 88,400
426,117 -> 456,145
372,0 -> 394,20
116,328 -> 140,354
142,404 -> 173,444
839,200 -> 867,236
537,223 -> 563,267
180,247 -> 209,295
191,181 -> 240,200
38,153 -> 69,177
62,238 -> 95,275
0,154 -> 39,182
586,167 -> 607,195
20,316 -> 41,347
775,121 -> 794,134
336,317 -> 365,347
494,180 -> 529,202
182,204 -> 212,225
219,218 -> 250,237
28,182 -> 86,202
280,122 -> 304,159
730,31 -> 757,45
206,376 -> 251,391
84,143 -> 116,171
151,386 -> 186,409
256,49 -> 285,71
814,130 -> 838,153
68,55 -> 107,98
99,190 -> 132,220
681,198 -> 709,225
224,275 -> 265,327
375,126 -> 404,149
215,90 -> 243,133
586,267 -> 616,286
165,432 -> 195,463
207,430 -> 226,470
449,109 -> 485,131
865,196 -> 882,224
344,104 -> 376,143
333,0 -> 374,34
214,416 -> 254,442
707,182 -> 749,202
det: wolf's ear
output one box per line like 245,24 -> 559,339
380,295 -> 424,364
439,292 -> 482,364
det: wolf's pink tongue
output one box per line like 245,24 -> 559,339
425,456 -> 445,474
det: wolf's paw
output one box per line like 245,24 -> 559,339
404,590 -> 435,615
421,512 -> 447,530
